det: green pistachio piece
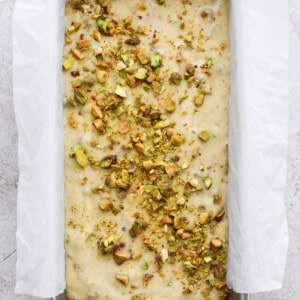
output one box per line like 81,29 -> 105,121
179,90 -> 188,100
115,106 -> 124,116
150,55 -> 162,68
121,169 -> 129,180
183,261 -> 197,271
73,145 -> 88,168
74,88 -> 88,105
135,68 -> 148,80
121,54 -> 129,64
63,58 -> 75,70
198,130 -> 211,142
129,219 -> 148,238
96,17 -> 107,32
141,262 -> 149,270
203,176 -> 212,189
165,99 -> 175,113
153,119 -> 171,129
89,156 -> 100,166
100,155 -> 117,168
203,255 -> 212,263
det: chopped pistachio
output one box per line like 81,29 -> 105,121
150,54 -> 162,68
143,274 -> 154,287
162,215 -> 173,224
199,212 -> 209,225
203,176 -> 212,189
153,119 -> 171,129
114,251 -> 128,265
125,36 -> 141,46
185,63 -> 195,77
93,30 -> 101,42
183,285 -> 194,295
143,160 -> 156,170
68,25 -> 76,34
116,61 -> 127,71
170,134 -> 185,146
141,262 -> 149,270
93,118 -> 105,132
198,130 -> 211,142
210,238 -> 222,250
72,79 -> 81,88
74,88 -> 88,105
213,194 -> 222,204
76,39 -> 90,50
213,265 -> 226,279
116,274 -> 129,286
115,106 -> 124,116
132,294 -> 149,300
96,17 -> 107,32
194,94 -> 205,107
135,142 -> 145,153
119,121 -> 131,134
137,53 -> 149,65
99,198 -> 112,211
179,90 -> 188,100
203,255 -> 212,263
121,169 -> 129,180
183,261 -> 197,271
82,76 -> 95,87
63,58 -> 75,70
181,162 -> 190,169
132,251 -> 142,260
116,179 -> 130,190
160,248 -> 168,262
96,70 -> 108,84
165,98 -> 175,113
121,54 -> 129,64
105,172 -> 117,188
215,209 -> 225,222
170,72 -> 182,85
177,197 -> 186,205
73,145 -> 88,168
165,163 -> 179,178
135,68 -> 148,80
97,235 -> 121,255
152,81 -> 163,94
129,219 -> 148,238
202,57 -> 213,69
100,155 -> 117,168
189,179 -> 199,188
71,48 -> 85,60
91,105 -> 103,119
176,52 -> 183,62
115,86 -> 127,98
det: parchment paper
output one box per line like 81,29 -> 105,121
227,0 -> 289,293
13,0 -> 66,297
12,0 -> 289,298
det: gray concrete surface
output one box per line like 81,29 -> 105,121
0,0 -> 299,299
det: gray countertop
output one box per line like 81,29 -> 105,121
0,0 -> 299,299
